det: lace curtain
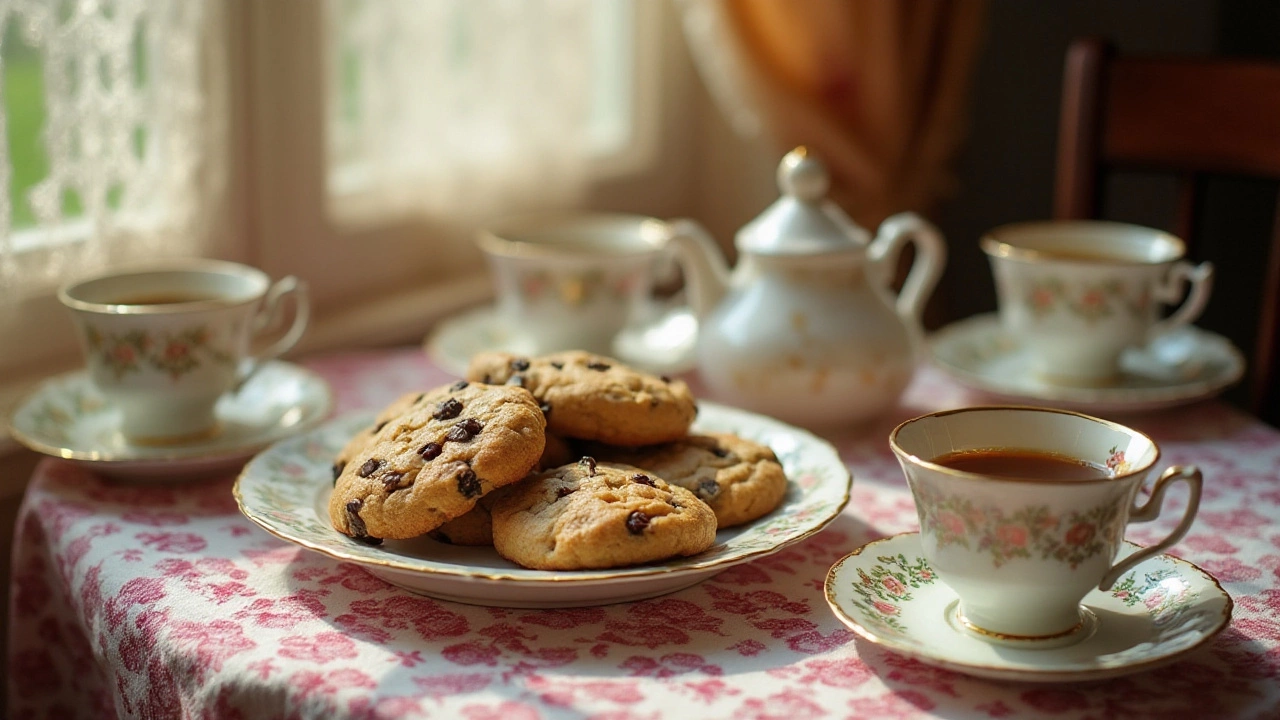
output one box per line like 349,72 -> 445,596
325,0 -> 597,221
0,0 -> 225,305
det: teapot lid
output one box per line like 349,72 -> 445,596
735,147 -> 870,255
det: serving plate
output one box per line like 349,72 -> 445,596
235,400 -> 851,607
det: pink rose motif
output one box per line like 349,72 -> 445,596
1144,589 -> 1168,609
1115,590 -> 1129,600
1081,290 -> 1105,307
871,600 -> 898,616
1031,288 -> 1054,308
112,344 -> 136,363
880,576 -> 906,596
1065,522 -> 1095,546
1106,449 -> 1126,471
997,524 -> 1028,547
164,342 -> 190,361
937,511 -> 965,537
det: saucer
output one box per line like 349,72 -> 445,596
8,361 -> 333,481
424,303 -> 698,376
825,532 -> 1232,683
929,313 -> 1245,412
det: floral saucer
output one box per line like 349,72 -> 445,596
825,532 -> 1232,683
424,303 -> 698,376
235,400 -> 851,608
929,313 -> 1245,413
8,361 -> 333,481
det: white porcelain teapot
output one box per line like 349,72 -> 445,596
670,147 -> 946,428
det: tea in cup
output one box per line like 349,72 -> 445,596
982,221 -> 1213,385
890,406 -> 1202,645
58,259 -> 309,443
477,212 -> 694,357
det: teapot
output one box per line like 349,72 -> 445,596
670,147 -> 946,428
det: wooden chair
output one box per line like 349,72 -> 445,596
1054,37 -> 1280,423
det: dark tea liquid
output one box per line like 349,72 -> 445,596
932,449 -> 1111,481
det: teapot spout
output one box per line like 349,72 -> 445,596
667,219 -> 731,317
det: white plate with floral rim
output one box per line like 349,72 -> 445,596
234,400 -> 851,608
825,532 -> 1232,683
8,361 -> 333,481
929,313 -> 1245,413
424,303 -> 698,377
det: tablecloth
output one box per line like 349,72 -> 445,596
9,347 -> 1280,719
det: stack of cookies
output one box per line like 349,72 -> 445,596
329,350 -> 789,571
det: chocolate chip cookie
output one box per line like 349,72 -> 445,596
593,432 -> 788,529
466,351 -> 696,446
427,431 -> 579,547
329,381 -> 546,542
489,457 -> 717,570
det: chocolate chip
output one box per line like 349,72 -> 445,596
450,380 -> 469,391
345,499 -> 381,545
578,456 -> 597,475
626,510 -> 650,534
540,403 -> 552,416
482,373 -> 492,384
373,420 -> 388,433
697,479 -> 719,498
381,471 -> 406,491
433,398 -> 463,421
506,374 -> 525,388
332,462 -> 345,481
358,459 -> 381,478
587,361 -> 610,371
511,358 -> 530,371
447,418 -> 483,442
660,375 -> 672,383
413,393 -> 425,404
550,361 -> 564,370
555,486 -> 575,499
632,473 -> 655,487
710,446 -> 729,458
456,467 -> 481,498
418,441 -> 443,460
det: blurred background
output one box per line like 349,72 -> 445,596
1,0 -> 1278,699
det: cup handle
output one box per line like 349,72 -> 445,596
1098,465 -> 1203,591
234,276 -> 310,391
867,212 -> 947,338
1149,260 -> 1214,338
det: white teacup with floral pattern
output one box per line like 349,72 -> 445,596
983,220 -> 1213,386
478,213 -> 696,357
890,406 -> 1202,646
58,259 -> 309,443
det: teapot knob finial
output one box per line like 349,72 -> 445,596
777,146 -> 829,203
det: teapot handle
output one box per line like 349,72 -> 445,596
867,212 -> 947,336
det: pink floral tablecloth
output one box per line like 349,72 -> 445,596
9,347 -> 1280,719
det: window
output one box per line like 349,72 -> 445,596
0,0 -> 692,435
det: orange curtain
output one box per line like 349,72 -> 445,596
687,0 -> 987,229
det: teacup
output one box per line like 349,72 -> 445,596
477,212 -> 687,357
982,220 -> 1213,386
58,259 -> 309,443
890,406 -> 1201,645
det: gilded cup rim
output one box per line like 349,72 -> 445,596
477,211 -> 670,259
888,405 -> 1161,485
980,220 -> 1186,267
58,258 -> 270,316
